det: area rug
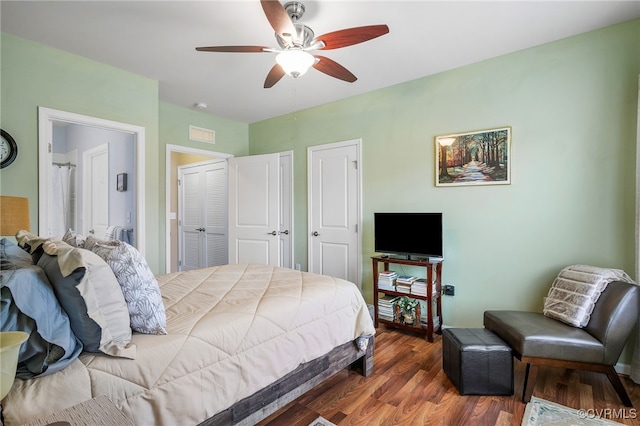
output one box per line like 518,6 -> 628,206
309,416 -> 337,426
522,396 -> 623,425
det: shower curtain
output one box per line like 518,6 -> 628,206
50,165 -> 73,238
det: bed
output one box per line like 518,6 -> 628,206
1,233 -> 375,426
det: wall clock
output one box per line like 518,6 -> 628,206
0,129 -> 18,169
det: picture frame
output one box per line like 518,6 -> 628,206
117,173 -> 127,192
435,126 -> 511,187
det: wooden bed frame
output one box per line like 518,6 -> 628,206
200,335 -> 375,426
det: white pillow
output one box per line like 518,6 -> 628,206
543,264 -> 635,327
85,236 -> 167,335
38,239 -> 136,359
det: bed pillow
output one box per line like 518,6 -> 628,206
37,239 -> 136,359
0,237 -> 32,263
15,230 -> 49,263
543,264 -> 636,327
62,229 -> 86,248
1,240 -> 83,378
84,235 -> 167,335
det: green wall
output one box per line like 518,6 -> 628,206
2,19 -> 639,358
249,20 -> 640,331
0,33 -> 249,272
158,101 -> 249,271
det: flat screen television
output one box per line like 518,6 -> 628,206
374,212 -> 443,260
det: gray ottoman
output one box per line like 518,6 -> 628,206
442,328 -> 513,395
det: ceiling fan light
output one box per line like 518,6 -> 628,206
276,49 -> 314,78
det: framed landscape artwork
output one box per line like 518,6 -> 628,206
435,126 -> 511,187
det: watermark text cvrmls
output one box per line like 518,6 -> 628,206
577,408 -> 637,420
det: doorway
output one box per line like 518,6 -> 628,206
307,139 -> 362,287
38,107 -> 145,254
165,144 -> 232,273
227,151 -> 293,268
165,145 -> 293,273
178,159 -> 228,270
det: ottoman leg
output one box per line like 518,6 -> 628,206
522,363 -> 538,403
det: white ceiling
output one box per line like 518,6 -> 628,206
2,1 -> 639,124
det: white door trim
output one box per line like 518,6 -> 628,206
164,144 -> 233,273
307,139 -> 362,287
38,107 -> 146,255
279,150 -> 294,269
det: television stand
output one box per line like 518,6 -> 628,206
372,256 -> 443,342
385,254 -> 438,262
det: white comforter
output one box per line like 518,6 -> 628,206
3,264 -> 375,425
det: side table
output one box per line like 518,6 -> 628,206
23,395 -> 134,426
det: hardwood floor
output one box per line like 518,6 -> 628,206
257,326 -> 640,425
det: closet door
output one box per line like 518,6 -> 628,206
203,162 -> 228,266
308,140 -> 360,285
228,153 -> 280,266
178,160 -> 228,270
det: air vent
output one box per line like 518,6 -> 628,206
189,125 -> 215,144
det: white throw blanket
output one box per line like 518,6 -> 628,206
543,264 -> 635,327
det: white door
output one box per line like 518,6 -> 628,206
83,144 -> 109,238
308,140 -> 361,285
178,160 -> 228,271
279,151 -> 293,269
228,153 -> 280,266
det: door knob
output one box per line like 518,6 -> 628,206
312,231 -> 320,236
279,230 -> 289,235
89,229 -> 95,234
268,231 -> 277,235
196,227 -> 205,232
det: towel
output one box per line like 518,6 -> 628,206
104,226 -> 133,245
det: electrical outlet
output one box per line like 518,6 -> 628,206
443,284 -> 455,296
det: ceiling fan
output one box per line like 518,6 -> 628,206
196,0 -> 389,88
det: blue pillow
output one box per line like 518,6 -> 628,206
0,238 -> 32,265
0,253 -> 82,378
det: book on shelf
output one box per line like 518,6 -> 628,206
377,295 -> 398,321
395,283 -> 411,294
378,270 -> 398,291
410,278 -> 438,296
411,280 -> 426,296
378,295 -> 398,306
396,275 -> 417,284
378,280 -> 396,291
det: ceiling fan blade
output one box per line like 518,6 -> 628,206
264,64 -> 286,88
260,0 -> 296,41
315,25 -> 389,50
196,46 -> 269,53
312,56 -> 357,83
